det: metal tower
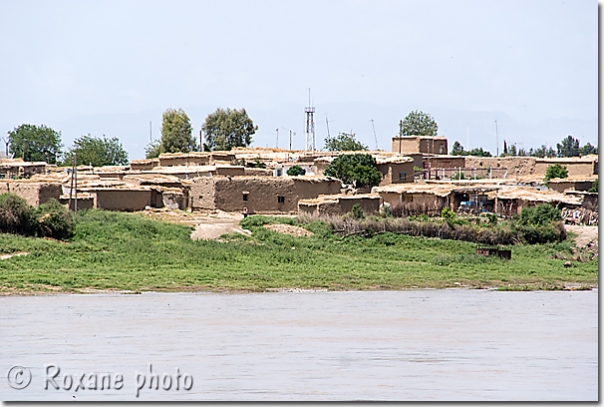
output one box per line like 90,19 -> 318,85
304,90 -> 315,152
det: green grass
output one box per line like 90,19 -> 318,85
0,210 -> 598,294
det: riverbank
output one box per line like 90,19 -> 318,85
0,210 -> 597,295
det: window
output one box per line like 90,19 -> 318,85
399,172 -> 407,181
277,196 -> 285,203
243,194 -> 248,201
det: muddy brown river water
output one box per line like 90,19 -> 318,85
0,289 -> 597,401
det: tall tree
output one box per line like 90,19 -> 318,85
144,140 -> 163,159
324,132 -> 368,152
556,135 -> 580,157
579,142 -> 598,156
451,141 -> 465,155
8,124 -> 63,163
202,108 -> 257,151
399,110 -> 438,137
530,145 -> 556,158
161,108 -> 196,153
64,135 -> 129,167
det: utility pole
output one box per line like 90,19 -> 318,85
371,119 -> 378,150
495,120 -> 499,157
325,114 -> 331,139
149,121 -> 152,143
466,126 -> 469,152
276,128 -> 279,149
74,152 -> 78,213
199,129 -> 203,152
304,89 -> 315,152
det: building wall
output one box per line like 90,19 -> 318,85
392,137 -> 420,154
548,180 -> 594,193
0,182 -> 62,206
130,159 -> 159,171
190,176 -> 342,214
93,189 -> 151,211
377,161 -> 415,185
392,137 -> 448,154
298,196 -> 380,216
215,166 -> 245,176
158,154 -> 210,167
534,160 -> 596,178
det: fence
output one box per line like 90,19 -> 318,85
415,167 -> 508,181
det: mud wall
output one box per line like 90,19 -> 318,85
377,162 -> 415,185
191,176 -> 342,214
159,154 -> 210,167
0,182 -> 62,206
94,189 -> 151,211
534,160 -> 596,178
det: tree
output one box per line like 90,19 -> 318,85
451,141 -> 464,155
399,110 -> 438,137
323,154 -> 382,188
580,142 -> 598,156
324,132 -> 368,152
287,165 -> 306,176
556,135 -> 580,157
8,124 -> 62,163
530,145 -> 556,158
544,164 -> 568,186
64,135 -> 129,167
145,140 -> 163,159
161,108 -> 196,153
202,108 -> 257,151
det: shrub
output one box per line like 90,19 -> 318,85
36,199 -> 74,240
380,203 -> 393,218
588,178 -> 598,193
544,164 -> 568,185
287,165 -> 306,176
518,204 -> 561,227
0,193 -> 37,236
514,221 -> 566,244
441,207 -> 457,228
487,213 -> 498,226
350,204 -> 365,220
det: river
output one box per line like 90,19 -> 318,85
0,289 -> 597,401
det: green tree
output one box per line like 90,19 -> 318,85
8,124 -> 62,163
518,204 -> 561,227
580,142 -> 598,156
530,145 -> 556,158
451,141 -> 464,155
588,178 -> 598,193
64,135 -> 129,167
399,110 -> 438,137
324,154 -> 382,188
544,164 -> 568,186
324,132 -> 368,151
466,147 -> 492,157
202,108 -> 257,151
556,135 -> 580,157
145,140 -> 163,159
286,165 -> 306,176
161,108 -> 196,153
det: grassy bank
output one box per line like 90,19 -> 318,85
0,210 -> 597,294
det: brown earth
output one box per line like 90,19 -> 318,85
566,225 -> 598,248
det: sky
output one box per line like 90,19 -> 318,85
0,0 -> 598,160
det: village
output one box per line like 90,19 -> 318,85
0,134 -> 597,229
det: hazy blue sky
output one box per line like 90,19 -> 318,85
0,0 -> 598,159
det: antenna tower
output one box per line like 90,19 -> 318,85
304,89 -> 315,152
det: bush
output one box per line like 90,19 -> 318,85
544,164 -> 568,185
514,221 -> 566,244
518,204 -> 561,227
0,193 -> 37,236
487,213 -> 498,226
350,204 -> 365,220
441,207 -> 458,228
589,178 -> 598,193
36,199 -> 74,240
287,165 -> 306,176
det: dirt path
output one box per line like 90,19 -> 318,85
190,212 -> 251,240
566,225 -> 598,247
